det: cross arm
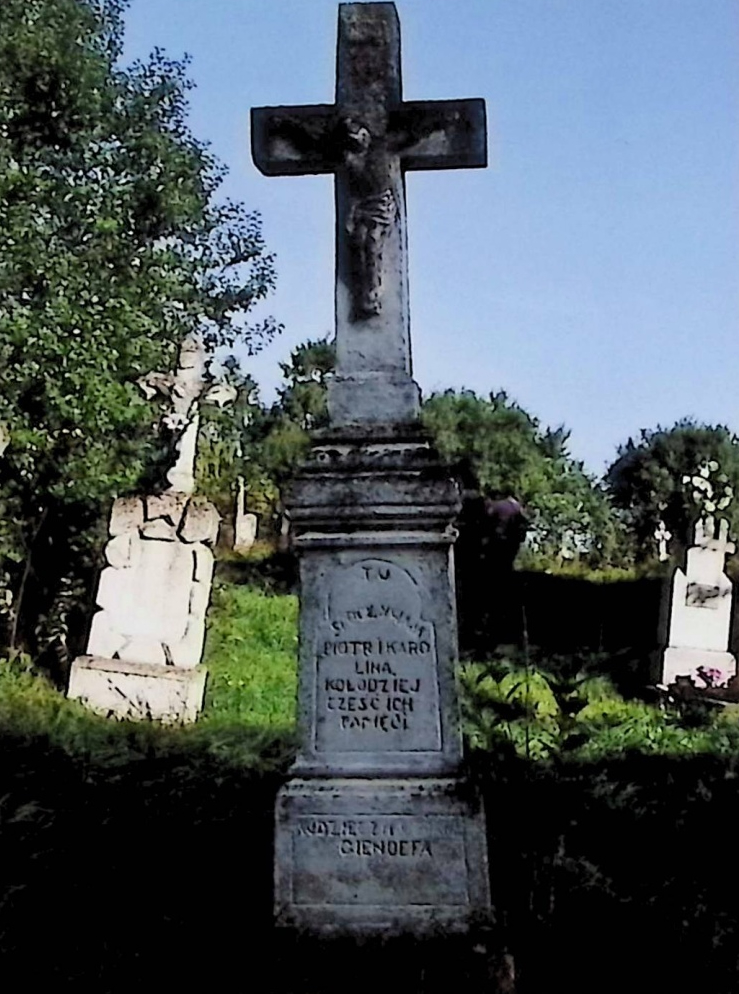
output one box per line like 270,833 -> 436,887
394,98 -> 487,172
251,104 -> 337,176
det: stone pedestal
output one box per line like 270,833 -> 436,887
67,492 -> 218,722
276,427 -> 491,934
275,778 -> 489,934
67,656 -> 207,723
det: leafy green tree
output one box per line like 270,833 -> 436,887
275,337 -> 335,431
259,337 -> 336,482
422,390 -> 626,565
605,419 -> 739,556
0,0 -> 279,656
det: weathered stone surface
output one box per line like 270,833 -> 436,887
140,517 -> 178,541
145,492 -> 189,526
294,544 -> 461,777
327,375 -> 421,426
662,515 -> 737,686
93,540 -> 193,647
252,1 -> 490,937
109,496 -> 144,536
663,647 -> 736,688
71,492 -> 218,716
179,497 -> 220,545
104,533 -> 134,570
234,511 -> 258,551
234,476 -> 259,551
252,2 -> 486,428
275,778 -> 490,934
67,655 -> 206,723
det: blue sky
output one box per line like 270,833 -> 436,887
122,0 -> 738,475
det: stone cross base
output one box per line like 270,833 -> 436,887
67,655 -> 207,723
279,425 -> 491,933
328,375 -> 421,427
662,647 -> 737,689
275,778 -> 490,935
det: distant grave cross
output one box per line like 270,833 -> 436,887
252,2 -> 486,421
654,520 -> 672,561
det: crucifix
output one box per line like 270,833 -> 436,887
251,2 -> 487,425
654,520 -> 672,562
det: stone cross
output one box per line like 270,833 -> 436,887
252,2 -> 487,425
138,335 -> 236,495
654,520 -> 672,561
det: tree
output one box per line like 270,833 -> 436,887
258,337 -> 336,482
275,337 -> 335,431
605,419 -> 739,557
422,390 -> 625,565
0,0 -> 279,657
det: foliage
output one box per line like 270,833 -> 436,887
194,356 -> 281,528
459,648 -> 739,762
201,582 -> 298,730
605,419 -> 739,555
256,336 -> 335,484
0,0 -> 279,655
0,583 -> 298,768
275,336 -> 335,431
3,583 -> 738,768
3,586 -> 739,989
423,389 -> 628,565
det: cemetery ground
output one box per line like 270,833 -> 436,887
2,565 -> 739,992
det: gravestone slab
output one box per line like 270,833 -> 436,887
233,476 -> 258,551
296,549 -> 459,776
67,493 -> 218,722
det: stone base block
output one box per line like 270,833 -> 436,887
661,647 -> 737,687
328,375 -> 421,427
67,655 -> 207,723
275,777 -> 490,935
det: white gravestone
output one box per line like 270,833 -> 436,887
233,475 -> 258,552
662,515 -> 737,687
654,520 -> 672,562
67,337 -> 226,722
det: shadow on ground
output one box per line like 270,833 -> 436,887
2,727 -> 738,992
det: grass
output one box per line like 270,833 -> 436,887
3,582 -> 739,766
0,581 -> 299,772
200,581 -> 298,729
3,584 -> 739,991
460,653 -> 739,761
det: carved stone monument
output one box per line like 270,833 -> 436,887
662,515 -> 737,688
253,3 -> 490,934
67,337 -> 222,722
233,475 -> 258,552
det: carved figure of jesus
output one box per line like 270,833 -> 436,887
342,118 -> 398,318
251,2 -> 486,424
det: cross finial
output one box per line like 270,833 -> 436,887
251,3 -> 487,426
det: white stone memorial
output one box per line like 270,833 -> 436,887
661,515 -> 737,688
654,520 -> 672,562
67,337 -> 223,722
233,475 -> 258,552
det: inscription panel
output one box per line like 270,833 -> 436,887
314,559 -> 441,753
292,814 -> 469,906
